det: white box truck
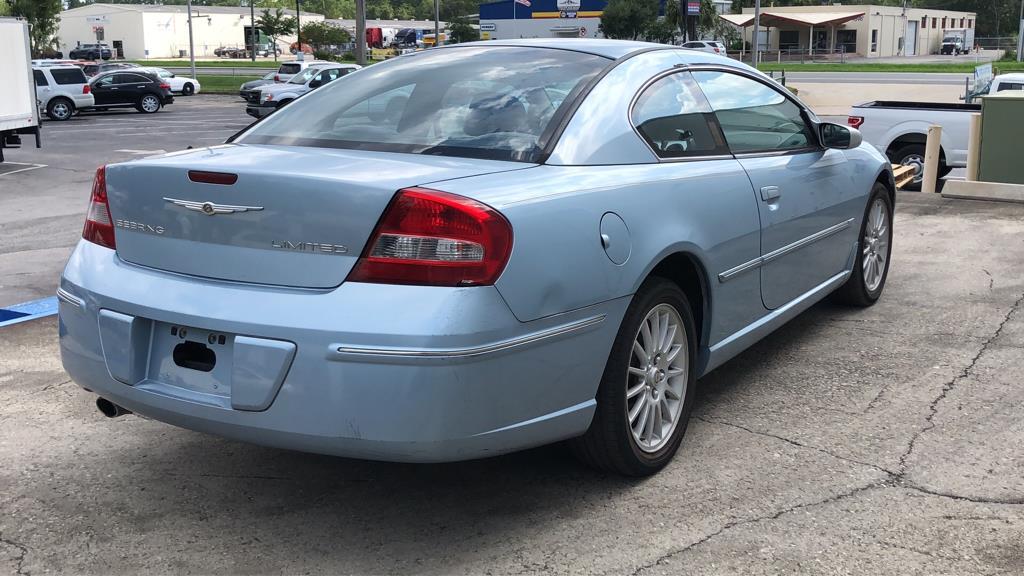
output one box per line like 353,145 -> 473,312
0,18 -> 42,163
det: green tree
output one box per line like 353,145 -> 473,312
302,20 -> 350,50
644,17 -> 677,44
256,7 -> 296,61
663,0 -> 683,36
7,0 -> 62,56
599,0 -> 659,41
448,16 -> 479,43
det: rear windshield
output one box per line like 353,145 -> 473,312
238,46 -> 609,163
278,63 -> 302,74
51,68 -> 87,84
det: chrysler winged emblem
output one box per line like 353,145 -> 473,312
163,197 -> 264,216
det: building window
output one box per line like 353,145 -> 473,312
836,30 -> 857,54
921,16 -> 927,28
960,18 -> 964,28
779,30 -> 799,50
871,29 -> 878,52
942,17 -> 947,28
932,18 -> 937,29
967,19 -> 972,28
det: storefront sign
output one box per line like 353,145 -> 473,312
686,1 -> 700,15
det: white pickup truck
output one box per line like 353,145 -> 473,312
0,18 -> 42,163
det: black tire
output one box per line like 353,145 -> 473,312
46,97 -> 74,121
136,94 -> 161,114
182,83 -> 195,96
570,277 -> 698,476
276,99 -> 293,109
832,183 -> 893,307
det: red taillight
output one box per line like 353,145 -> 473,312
274,74 -> 280,82
82,84 -> 91,94
348,187 -> 513,287
847,115 -> 864,128
83,165 -> 116,249
159,82 -> 171,90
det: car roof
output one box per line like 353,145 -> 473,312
995,73 -> 1024,81
443,38 -> 741,65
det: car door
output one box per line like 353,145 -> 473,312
691,69 -> 858,310
90,74 -> 117,105
114,73 -> 153,104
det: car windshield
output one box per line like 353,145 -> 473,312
237,46 -> 609,163
289,68 -> 321,84
263,72 -> 276,80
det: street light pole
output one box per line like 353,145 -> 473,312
250,0 -> 256,62
1017,0 -> 1023,62
186,0 -> 196,80
752,0 -> 761,67
295,0 -> 302,58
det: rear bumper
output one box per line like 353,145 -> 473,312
162,94 -> 175,105
59,240 -> 627,462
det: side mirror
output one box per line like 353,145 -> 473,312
308,79 -> 322,88
819,122 -> 862,150
170,73 -> 176,78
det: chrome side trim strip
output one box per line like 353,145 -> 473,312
56,287 -> 85,309
332,315 -> 606,359
717,218 -> 855,283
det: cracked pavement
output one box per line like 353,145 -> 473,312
2,100 -> 1024,574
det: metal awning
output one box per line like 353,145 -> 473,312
718,11 -> 864,28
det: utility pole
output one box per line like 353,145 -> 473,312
295,0 -> 302,59
752,0 -> 761,67
250,0 -> 256,62
434,0 -> 440,46
186,0 -> 196,80
355,0 -> 366,64
1018,0 -> 1023,62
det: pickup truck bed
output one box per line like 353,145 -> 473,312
850,100 -> 980,190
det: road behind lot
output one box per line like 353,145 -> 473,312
2,96 -> 1024,575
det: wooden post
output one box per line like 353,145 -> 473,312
922,125 -> 942,194
966,113 -> 982,182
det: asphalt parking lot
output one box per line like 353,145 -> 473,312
2,96 -> 1024,575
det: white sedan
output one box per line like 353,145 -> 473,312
136,67 -> 201,96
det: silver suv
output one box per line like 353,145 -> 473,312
33,65 -> 95,121
273,59 -> 333,82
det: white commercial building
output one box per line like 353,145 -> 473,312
58,3 -> 323,60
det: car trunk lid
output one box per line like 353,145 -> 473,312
105,144 -> 530,288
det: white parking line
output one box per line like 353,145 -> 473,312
0,162 -> 47,177
47,123 -> 251,134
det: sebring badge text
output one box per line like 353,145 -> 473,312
271,240 -> 348,255
115,219 -> 165,235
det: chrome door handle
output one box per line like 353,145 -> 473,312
760,186 -> 781,201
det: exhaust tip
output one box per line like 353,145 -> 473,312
96,397 -> 130,418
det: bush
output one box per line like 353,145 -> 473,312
1000,50 -> 1017,62
313,49 -> 339,61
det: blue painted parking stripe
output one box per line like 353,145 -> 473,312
0,296 -> 59,328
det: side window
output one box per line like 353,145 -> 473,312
51,68 -> 88,85
122,74 -> 151,84
997,82 -> 1023,92
691,70 -> 815,154
33,70 -> 48,86
95,75 -> 115,87
630,71 -> 729,159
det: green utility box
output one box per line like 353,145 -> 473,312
979,92 -> 1024,185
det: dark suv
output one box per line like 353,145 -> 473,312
69,43 -> 112,60
87,70 -> 174,114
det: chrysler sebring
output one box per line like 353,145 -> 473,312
59,39 -> 893,476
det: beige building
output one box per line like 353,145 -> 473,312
721,4 -> 977,58
58,3 -> 323,60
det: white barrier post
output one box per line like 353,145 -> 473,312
922,125 -> 942,194
966,113 -> 982,182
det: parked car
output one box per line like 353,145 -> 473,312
848,100 -> 977,190
273,59 -> 333,82
69,43 -> 112,60
31,59 -> 79,67
33,65 -> 94,121
135,67 -> 201,96
246,63 -> 360,118
86,70 -> 174,114
59,39 -> 892,477
989,72 -> 1024,93
681,41 -> 726,54
239,72 -> 277,101
82,62 -> 137,77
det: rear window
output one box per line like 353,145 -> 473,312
51,68 -> 87,85
239,46 -> 609,163
278,63 -> 301,74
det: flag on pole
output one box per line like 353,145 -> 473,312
514,0 -> 531,6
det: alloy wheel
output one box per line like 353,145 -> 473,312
862,197 -> 890,293
141,96 -> 160,113
51,102 -> 71,120
626,303 -> 688,453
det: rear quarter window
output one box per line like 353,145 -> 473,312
51,68 -> 88,85
33,70 -> 48,86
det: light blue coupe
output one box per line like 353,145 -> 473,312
59,39 -> 893,476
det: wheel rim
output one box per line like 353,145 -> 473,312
901,153 -> 924,184
141,96 -> 159,112
626,303 -> 688,453
862,198 -> 890,293
52,102 -> 70,119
